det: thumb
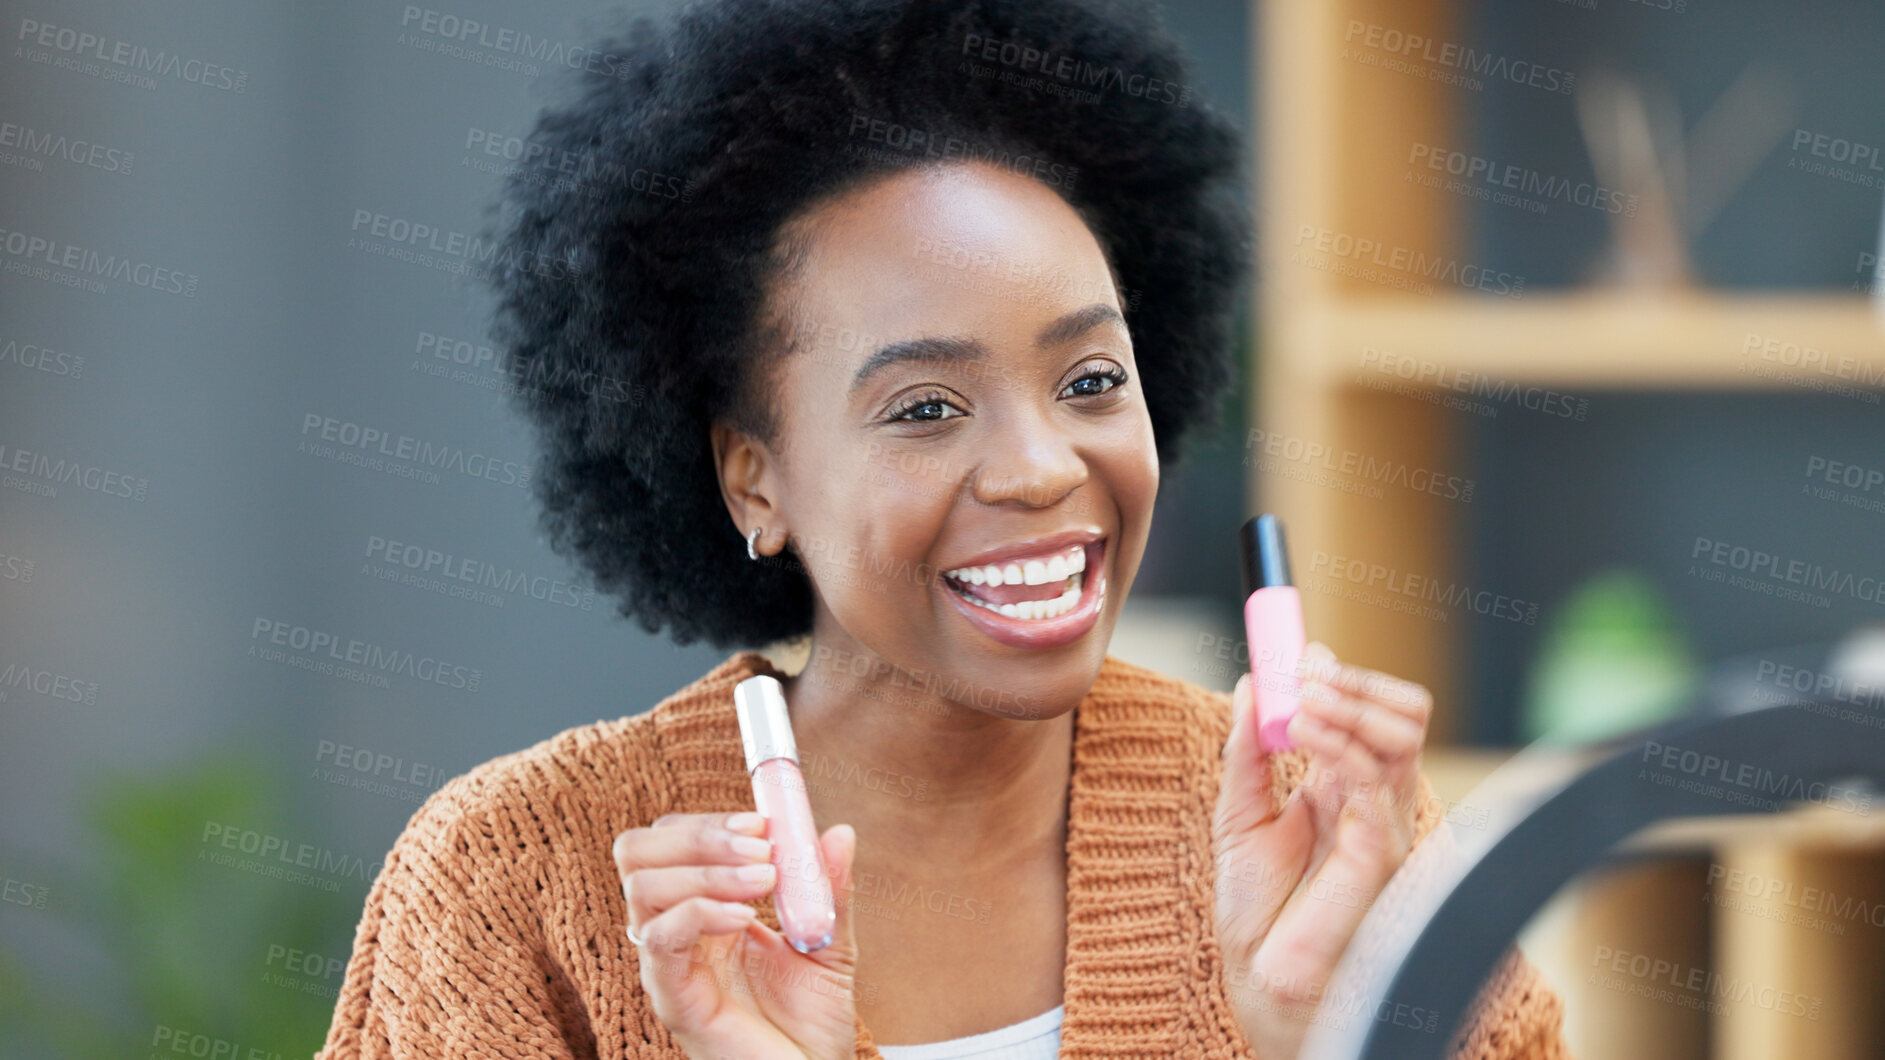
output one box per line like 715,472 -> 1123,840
1216,672 -> 1314,948
1218,672 -> 1277,839
820,823 -> 859,961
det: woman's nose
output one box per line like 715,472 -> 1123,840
968,411 -> 1089,508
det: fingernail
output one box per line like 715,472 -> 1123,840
721,901 -> 757,918
730,835 -> 771,859
736,862 -> 775,883
727,811 -> 765,833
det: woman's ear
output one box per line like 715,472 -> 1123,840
709,417 -> 785,551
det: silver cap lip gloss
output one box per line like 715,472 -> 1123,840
733,673 -> 835,953
734,674 -> 798,771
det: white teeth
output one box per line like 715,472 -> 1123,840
942,544 -> 1089,586
939,544 -> 1096,621
955,572 -> 1084,621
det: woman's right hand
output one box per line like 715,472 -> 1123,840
614,811 -> 860,1060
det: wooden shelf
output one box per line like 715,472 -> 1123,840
1626,804 -> 1885,853
1255,3 -> 1885,1053
1298,291 -> 1885,389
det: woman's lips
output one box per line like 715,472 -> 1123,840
939,539 -> 1107,651
942,543 -> 1087,611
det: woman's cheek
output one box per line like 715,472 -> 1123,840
853,443 -> 963,504
863,437 -> 950,490
1112,408 -> 1160,512
1098,408 -> 1160,594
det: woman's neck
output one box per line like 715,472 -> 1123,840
778,632 -> 1078,872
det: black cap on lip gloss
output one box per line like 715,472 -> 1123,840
1240,514 -> 1292,596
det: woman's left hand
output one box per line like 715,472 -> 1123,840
1210,642 -> 1434,1059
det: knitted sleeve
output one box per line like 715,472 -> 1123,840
1449,947 -> 1572,1060
314,783 -> 595,1060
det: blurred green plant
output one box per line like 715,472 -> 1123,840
1521,568 -> 1699,745
0,753 -> 359,1059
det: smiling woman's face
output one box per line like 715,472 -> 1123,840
720,160 -> 1160,719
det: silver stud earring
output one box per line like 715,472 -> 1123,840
747,526 -> 762,561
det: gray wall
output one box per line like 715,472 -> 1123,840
0,1 -> 1248,1055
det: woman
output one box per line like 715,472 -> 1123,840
318,0 -> 1570,1056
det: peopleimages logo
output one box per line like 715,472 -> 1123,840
363,534 -> 596,610
1689,535 -> 1885,606
957,33 -> 1192,107
1588,946 -> 1822,1021
15,19 -> 249,93
1244,427 -> 1477,502
1,335 -> 84,379
0,659 -> 100,705
1787,127 -> 1885,187
397,6 -> 638,79
1341,20 -> 1575,95
1292,225 -> 1525,297
1407,141 -> 1636,216
0,440 -> 149,501
1707,862 -> 1885,932
1639,739 -> 1872,815
0,226 -> 198,296
315,741 -> 443,784
1357,346 -> 1590,421
413,330 -> 644,406
0,118 -> 135,174
249,618 -> 482,692
1307,550 -> 1539,625
199,821 -> 383,892
1753,659 -> 1885,712
298,413 -> 531,490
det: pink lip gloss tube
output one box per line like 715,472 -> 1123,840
733,675 -> 836,953
1240,514 -> 1304,753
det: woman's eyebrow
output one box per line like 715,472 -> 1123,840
847,303 -> 1126,395
1034,302 -> 1126,350
848,335 -> 985,396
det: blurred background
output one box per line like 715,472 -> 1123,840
2,0 -> 1881,1057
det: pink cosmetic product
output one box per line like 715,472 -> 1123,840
733,675 -> 836,953
1240,514 -> 1304,753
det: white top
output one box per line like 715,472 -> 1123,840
873,1004 -> 1064,1060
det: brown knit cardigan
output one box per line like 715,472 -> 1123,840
317,650 -> 1570,1059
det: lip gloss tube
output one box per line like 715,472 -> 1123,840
1240,514 -> 1305,753
733,675 -> 836,953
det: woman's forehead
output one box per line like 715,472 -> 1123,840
775,164 -> 1122,373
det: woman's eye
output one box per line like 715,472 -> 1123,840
1063,366 -> 1129,398
888,392 -> 963,423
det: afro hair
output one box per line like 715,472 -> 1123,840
481,0 -> 1251,649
